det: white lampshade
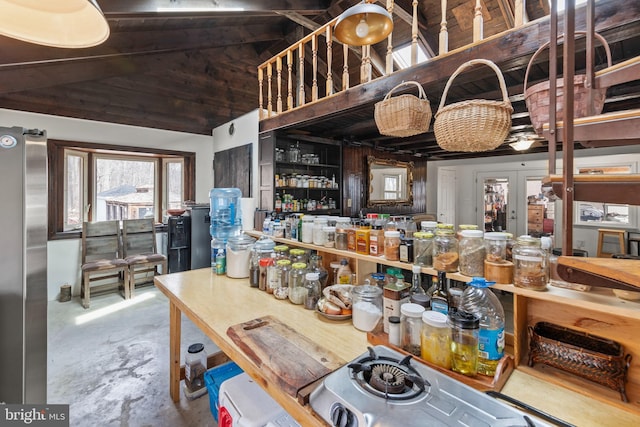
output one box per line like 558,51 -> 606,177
334,1 -> 393,46
0,0 -> 110,48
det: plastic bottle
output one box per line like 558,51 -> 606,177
336,259 -> 352,284
459,277 -> 505,377
209,187 -> 242,241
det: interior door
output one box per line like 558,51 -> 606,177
477,171 -> 518,235
437,168 -> 456,225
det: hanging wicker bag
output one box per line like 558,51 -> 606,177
374,81 -> 432,137
434,59 -> 513,152
524,31 -> 611,136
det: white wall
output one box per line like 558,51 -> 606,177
428,145 -> 640,257
1,108 -> 214,301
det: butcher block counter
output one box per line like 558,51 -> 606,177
154,268 -> 640,426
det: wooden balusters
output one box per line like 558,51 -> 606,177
312,34 -> 319,102
276,56 -> 283,114
342,43 -> 349,90
258,67 -> 264,119
514,0 -> 526,27
267,63 -> 273,117
439,0 -> 448,54
326,26 -> 334,96
386,0 -> 395,74
361,45 -> 372,83
411,0 -> 419,65
473,0 -> 484,42
298,42 -> 305,107
287,50 -> 293,111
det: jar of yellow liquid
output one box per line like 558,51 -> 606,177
421,311 -> 451,369
449,310 -> 479,376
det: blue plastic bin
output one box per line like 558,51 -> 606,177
204,361 -> 244,422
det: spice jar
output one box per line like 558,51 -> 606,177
347,222 -> 357,252
513,236 -> 548,291
258,258 -> 272,291
303,272 -> 321,310
399,238 -> 414,263
449,310 -> 480,376
458,229 -> 485,277
185,343 -> 207,392
288,262 -> 308,304
400,303 -> 425,356
421,311 -> 451,369
368,220 -> 385,256
384,230 -> 401,261
356,226 -> 370,255
413,231 -> 433,267
388,316 -> 401,346
433,229 -> 459,272
352,285 -> 383,332
266,253 -> 279,294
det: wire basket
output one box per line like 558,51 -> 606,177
374,81 -> 432,137
528,322 -> 631,402
524,31 -> 611,136
434,59 -> 513,152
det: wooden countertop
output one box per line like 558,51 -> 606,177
154,268 -> 640,427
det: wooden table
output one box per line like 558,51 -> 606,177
155,268 -> 640,427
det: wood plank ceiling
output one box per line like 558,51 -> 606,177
0,0 -> 638,160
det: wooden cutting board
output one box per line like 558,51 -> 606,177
226,315 -> 345,397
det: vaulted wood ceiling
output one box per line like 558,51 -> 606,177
0,0 -> 638,160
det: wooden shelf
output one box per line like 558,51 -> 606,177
542,108 -> 640,145
542,173 -> 640,204
595,56 -> 640,89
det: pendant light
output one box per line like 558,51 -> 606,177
0,0 -> 110,48
506,132 -> 544,151
334,1 -> 393,46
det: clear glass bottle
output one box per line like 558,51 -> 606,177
303,272 -> 321,310
459,277 -> 505,377
433,229 -> 459,272
185,343 -> 207,392
384,230 -> 401,261
421,311 -> 451,369
458,229 -> 486,277
308,254 -> 329,289
400,303 -> 425,356
413,231 -> 434,267
399,237 -> 414,263
430,270 -> 449,315
351,285 -> 383,332
449,310 -> 480,377
288,262 -> 308,304
410,264 -> 425,295
513,236 -> 548,291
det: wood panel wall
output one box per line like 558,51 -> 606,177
341,145 -> 427,218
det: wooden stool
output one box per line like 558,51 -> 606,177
597,228 -> 626,258
628,232 -> 640,256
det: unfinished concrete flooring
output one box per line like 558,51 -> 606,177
48,287 -> 219,427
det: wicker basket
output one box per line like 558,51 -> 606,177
524,31 -> 611,136
374,81 -> 432,137
528,322 -> 632,402
434,59 -> 513,152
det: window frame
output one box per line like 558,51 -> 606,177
48,139 -> 195,240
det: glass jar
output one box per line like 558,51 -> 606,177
351,285 -> 383,332
399,238 -> 414,263
313,217 -> 328,246
413,231 -> 434,267
421,311 -> 451,369
513,236 -> 548,290
347,223 -> 357,252
288,262 -> 308,304
287,142 -> 300,162
449,310 -> 480,376
484,232 -> 509,264
400,303 -> 425,356
388,316 -> 401,346
308,254 -> 329,289
421,221 -> 438,234
273,244 -> 290,260
276,259 -> 291,288
368,221 -> 385,256
335,218 -> 350,250
185,343 -> 207,392
289,248 -> 308,265
458,229 -> 485,277
301,215 -> 315,244
226,234 -> 255,279
266,254 -> 279,294
384,230 -> 401,261
303,272 -> 321,310
433,229 -> 459,272
456,224 -> 479,240
258,258 -> 272,291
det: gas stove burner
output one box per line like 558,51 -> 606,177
369,364 -> 405,394
348,347 -> 429,400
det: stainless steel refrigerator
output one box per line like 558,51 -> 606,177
0,126 -> 48,403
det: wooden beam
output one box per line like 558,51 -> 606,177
100,0 -> 331,15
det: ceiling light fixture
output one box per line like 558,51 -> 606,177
0,0 -> 110,48
506,132 -> 544,151
334,0 -> 393,46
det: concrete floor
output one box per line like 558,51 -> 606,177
48,286 -> 219,427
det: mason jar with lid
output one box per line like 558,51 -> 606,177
312,217 -> 328,246
288,262 -> 308,304
400,303 -> 425,356
303,272 -> 321,310
513,236 -> 548,291
459,229 -> 485,277
456,224 -> 479,240
226,234 -> 256,279
413,231 -> 434,267
421,311 -> 451,369
484,232 -> 509,263
335,217 -> 351,250
449,310 -> 480,376
433,229 -> 459,272
322,226 -> 336,248
289,248 -> 308,265
301,215 -> 315,244
384,230 -> 401,261
421,221 -> 438,234
273,245 -> 290,261
351,285 -> 383,332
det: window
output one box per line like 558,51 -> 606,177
383,174 -> 402,200
392,43 -> 429,70
574,165 -> 635,227
49,139 -> 195,239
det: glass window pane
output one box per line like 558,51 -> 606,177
95,158 -> 155,221
64,153 -> 83,231
167,161 -> 183,209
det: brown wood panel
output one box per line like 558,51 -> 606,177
214,143 -> 253,198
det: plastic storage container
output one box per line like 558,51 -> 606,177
210,188 -> 242,241
421,311 -> 451,369
204,361 -> 244,422
449,310 -> 480,377
459,277 -> 505,376
352,285 -> 383,332
185,343 -> 207,392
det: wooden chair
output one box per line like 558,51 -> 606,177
122,218 -> 168,297
81,221 -> 130,309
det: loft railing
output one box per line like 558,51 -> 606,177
258,0 -> 527,120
